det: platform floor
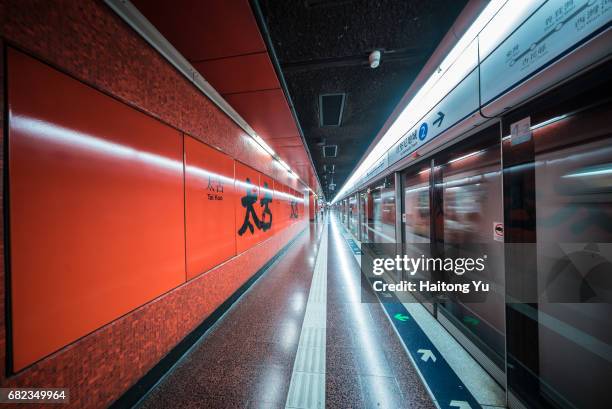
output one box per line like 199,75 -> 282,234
139,215 -> 434,408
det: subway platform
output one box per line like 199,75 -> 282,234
1,1 -> 610,408
134,214 -> 503,409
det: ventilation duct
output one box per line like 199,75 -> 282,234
319,94 -> 345,127
323,145 -> 338,158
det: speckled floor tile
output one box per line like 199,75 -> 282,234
138,223 -> 322,408
360,375 -> 408,409
326,370 -> 364,409
325,217 -> 435,409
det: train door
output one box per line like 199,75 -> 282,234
401,165 -> 433,309
377,176 -> 397,243
348,194 -> 358,237
433,125 -> 506,377
503,63 -> 612,409
402,167 -> 431,244
359,190 -> 369,242
400,123 -> 506,378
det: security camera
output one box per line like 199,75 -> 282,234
369,50 -> 381,69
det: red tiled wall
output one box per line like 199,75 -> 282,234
0,0 -> 309,407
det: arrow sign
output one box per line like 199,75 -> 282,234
463,316 -> 480,326
449,400 -> 471,409
433,111 -> 445,127
394,313 -> 409,322
417,349 -> 436,362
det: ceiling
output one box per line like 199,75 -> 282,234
131,0 -> 320,192
255,0 -> 468,199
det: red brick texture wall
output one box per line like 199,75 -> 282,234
0,1 -> 308,407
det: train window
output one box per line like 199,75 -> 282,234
403,168 -> 431,244
361,176 -> 396,244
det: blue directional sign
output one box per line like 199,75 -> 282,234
418,122 -> 428,141
346,239 -> 362,255
375,283 -> 480,409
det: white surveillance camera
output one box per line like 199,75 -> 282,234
369,50 -> 381,68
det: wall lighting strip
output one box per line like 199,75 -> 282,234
252,134 -> 277,157
104,0 -> 315,194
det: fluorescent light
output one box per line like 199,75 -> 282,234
278,159 -> 292,172
252,134 -> 276,157
530,114 -> 568,131
448,149 -> 484,164
563,166 -> 612,179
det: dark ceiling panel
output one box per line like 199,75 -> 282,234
257,0 -> 468,198
193,52 -> 280,95
132,0 -> 266,61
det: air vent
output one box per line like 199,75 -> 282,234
319,94 -> 345,127
323,145 -> 337,158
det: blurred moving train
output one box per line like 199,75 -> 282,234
335,1 -> 612,408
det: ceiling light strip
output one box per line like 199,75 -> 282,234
104,0 -> 312,191
332,0 -> 510,202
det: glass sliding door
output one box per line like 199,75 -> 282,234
435,125 -> 506,369
503,62 -> 612,409
403,168 -> 431,245
359,190 -> 368,242
401,166 -> 433,305
348,194 -> 358,237
362,176 -> 396,243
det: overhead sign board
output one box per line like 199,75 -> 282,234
388,69 -> 480,166
361,155 -> 389,186
480,0 -> 612,104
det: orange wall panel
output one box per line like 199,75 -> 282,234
280,183 -> 290,229
235,162 -> 262,253
7,49 -> 186,371
259,173 -> 274,240
287,186 -> 299,224
184,135 -> 236,279
272,181 -> 283,234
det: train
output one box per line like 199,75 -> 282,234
335,2 -> 612,408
